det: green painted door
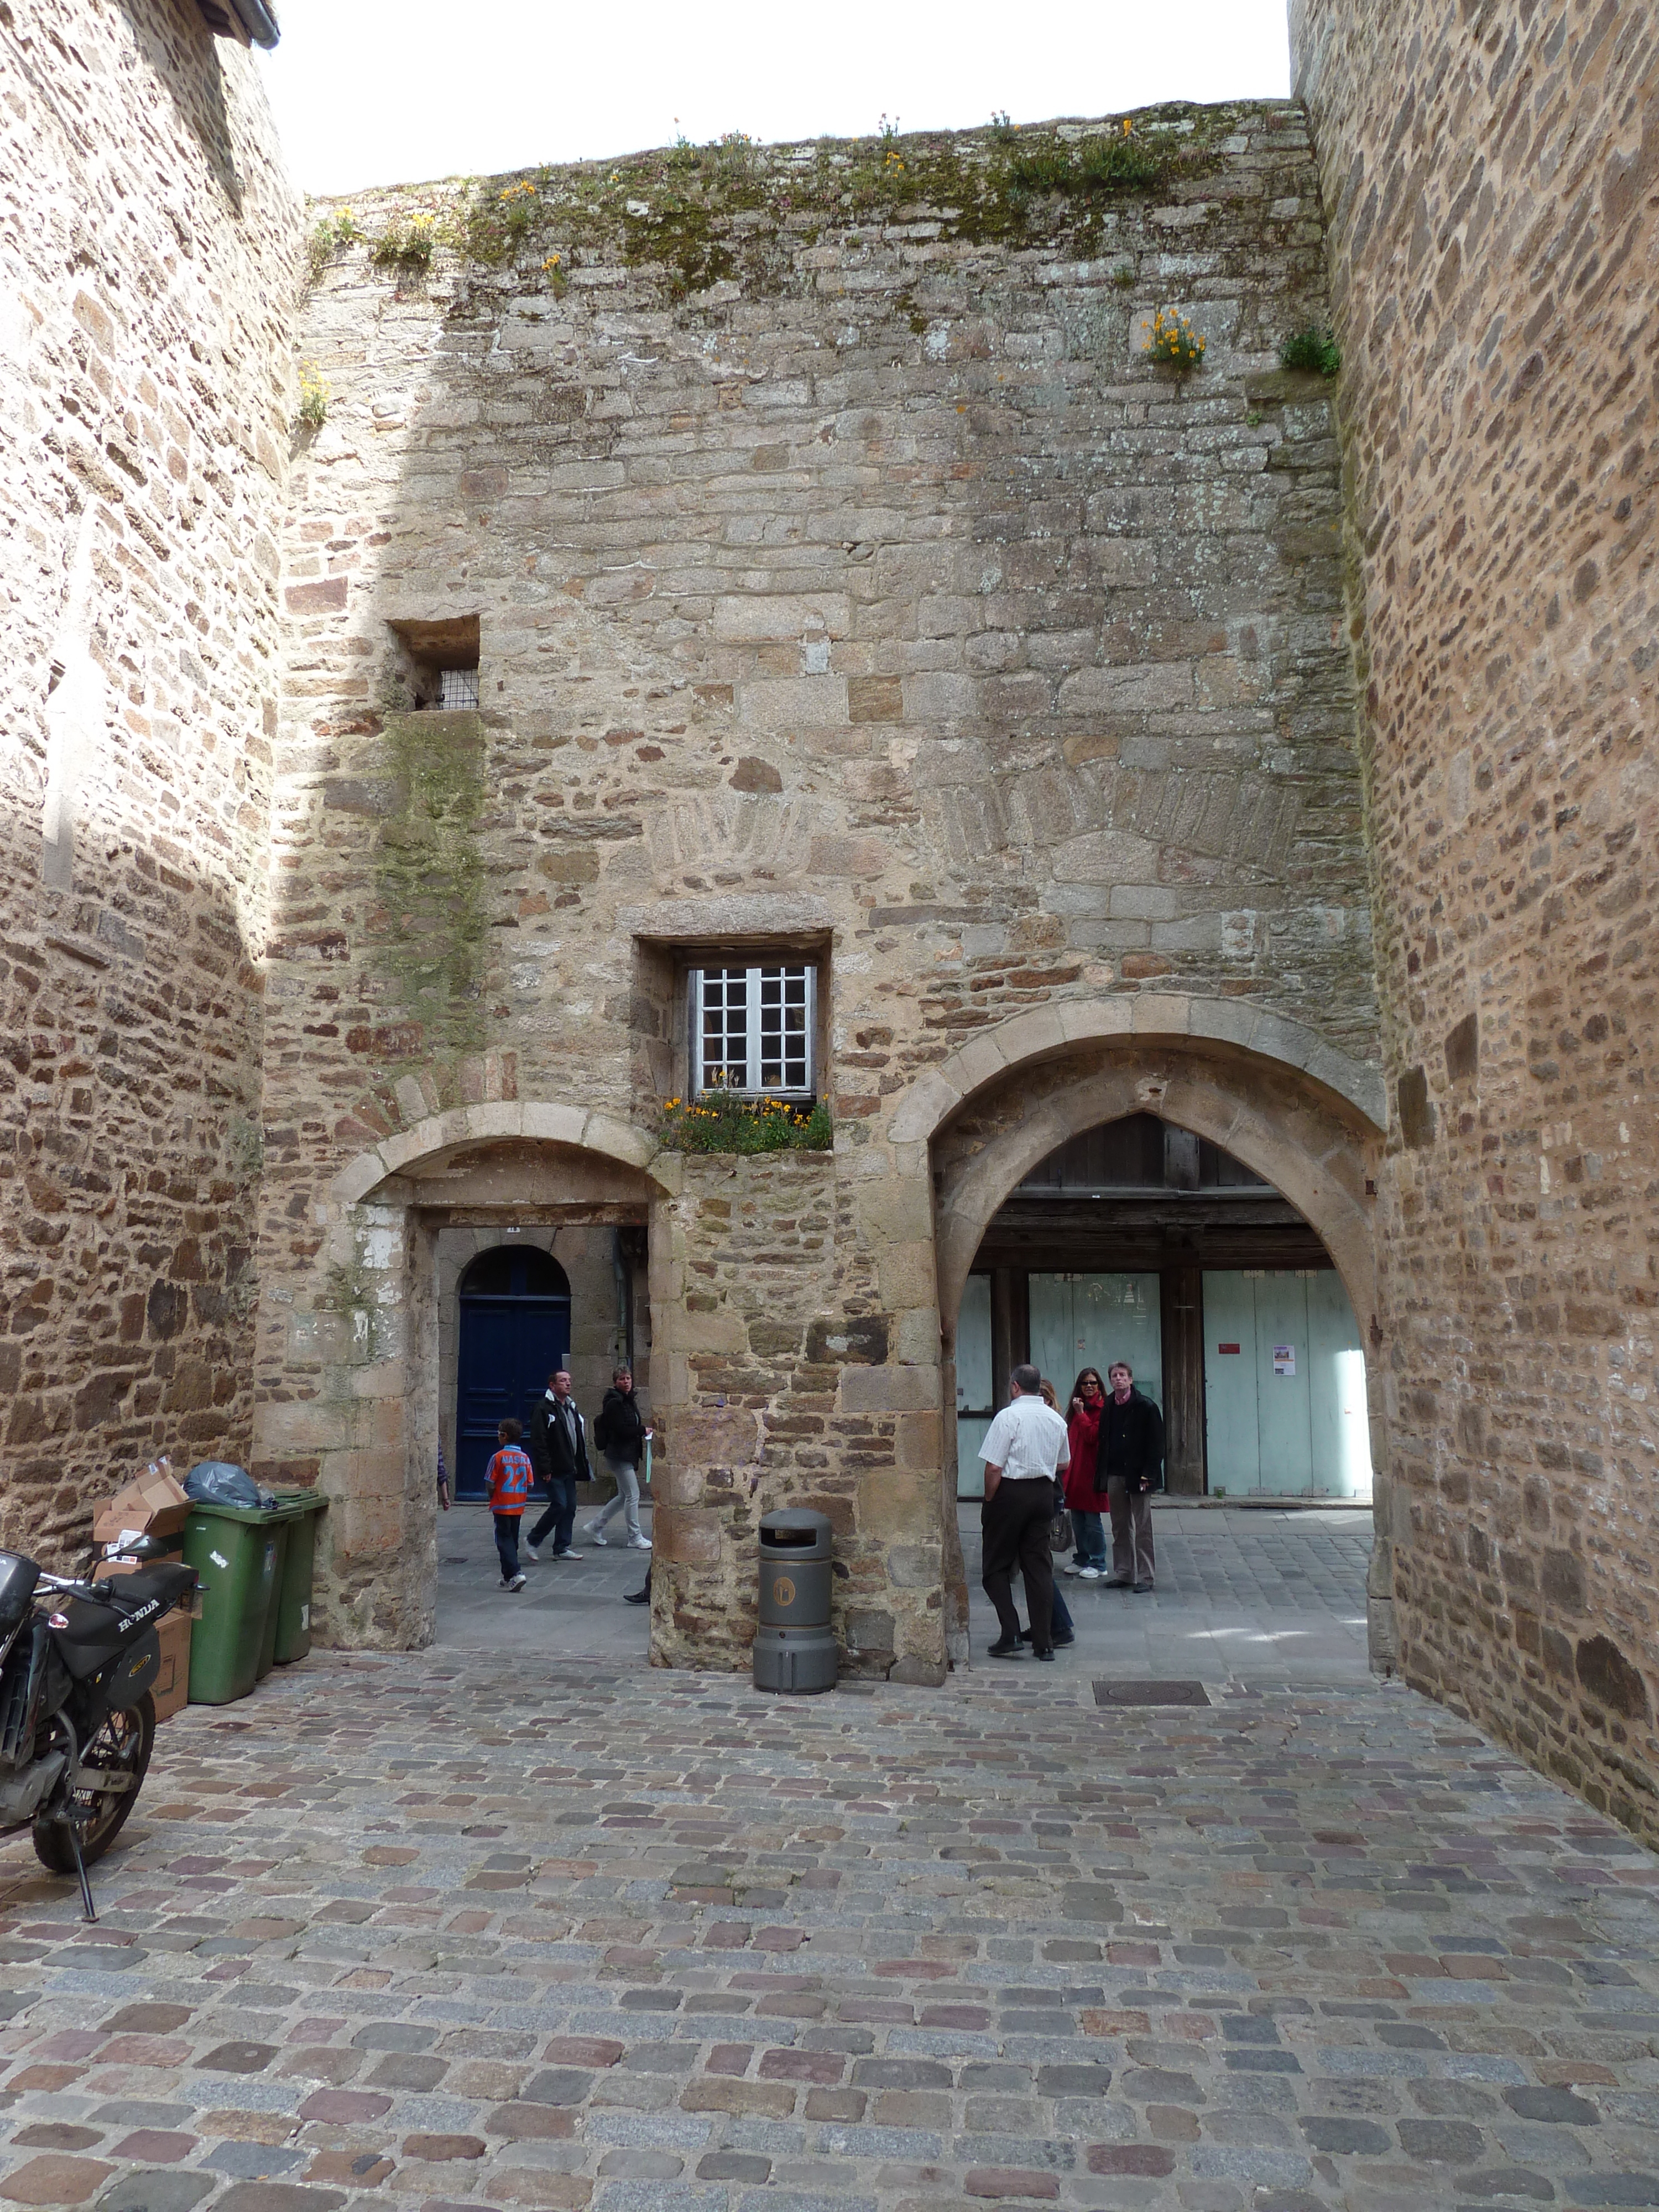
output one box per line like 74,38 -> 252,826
1201,1271 -> 1374,1498
1306,1270 -> 1373,1498
955,1272 -> 994,1499
1200,1270 -> 1259,1496
1253,1272 -> 1315,1493
1029,1273 -> 1162,1411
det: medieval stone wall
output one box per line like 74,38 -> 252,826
0,0 -> 300,1555
265,101 -> 1382,1671
1293,0 -> 1659,1837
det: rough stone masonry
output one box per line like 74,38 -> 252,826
265,102 -> 1384,1682
1292,0 -> 1659,1841
3,0 -> 1658,1850
0,1 -> 300,1552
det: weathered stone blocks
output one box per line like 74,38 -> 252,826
1295,0 -> 1659,1838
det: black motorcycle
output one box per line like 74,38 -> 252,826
0,1537 -> 197,1921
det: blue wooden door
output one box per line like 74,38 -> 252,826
455,1247 -> 571,1498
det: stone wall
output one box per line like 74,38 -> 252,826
266,102 -> 1383,1670
0,0 -> 300,1555
1293,0 -> 1659,1837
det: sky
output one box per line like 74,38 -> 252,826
258,1 -> 1293,199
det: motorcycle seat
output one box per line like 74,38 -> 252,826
90,1563 -> 197,1615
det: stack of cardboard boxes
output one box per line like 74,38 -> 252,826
92,1466 -> 194,1721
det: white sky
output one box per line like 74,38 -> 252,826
258,1 -> 1292,199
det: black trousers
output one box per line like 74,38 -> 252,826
982,1477 -> 1056,1651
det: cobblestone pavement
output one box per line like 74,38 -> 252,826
435,1506 -> 656,1662
1,1651 -> 1657,2212
432,1505 -> 1372,1682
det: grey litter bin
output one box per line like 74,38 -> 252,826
753,1507 -> 838,1694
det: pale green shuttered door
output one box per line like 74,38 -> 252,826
955,1272 -> 994,1500
1202,1270 -> 1373,1498
1030,1274 -> 1163,1417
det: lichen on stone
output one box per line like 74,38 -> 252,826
371,710 -> 490,1057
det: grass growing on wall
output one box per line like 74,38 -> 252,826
327,102 -> 1239,308
372,711 -> 489,1056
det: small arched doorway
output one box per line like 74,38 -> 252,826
455,1245 -> 572,1498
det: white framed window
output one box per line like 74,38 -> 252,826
690,965 -> 815,1097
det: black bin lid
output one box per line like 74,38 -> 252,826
759,1508 -> 832,1550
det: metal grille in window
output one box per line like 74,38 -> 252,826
698,968 -> 750,1092
691,965 -> 815,1097
440,667 -> 479,708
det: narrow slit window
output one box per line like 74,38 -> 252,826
691,966 -> 815,1097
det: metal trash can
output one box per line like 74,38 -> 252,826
753,1507 -> 838,1695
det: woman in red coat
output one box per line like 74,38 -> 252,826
1062,1368 -> 1108,1578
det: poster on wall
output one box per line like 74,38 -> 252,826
1272,1343 -> 1296,1376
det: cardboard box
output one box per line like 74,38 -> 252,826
92,1468 -> 192,1545
153,1609 -> 192,1723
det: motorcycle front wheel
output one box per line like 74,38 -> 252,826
32,1695 -> 155,1872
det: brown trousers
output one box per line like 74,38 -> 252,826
1107,1477 -> 1156,1585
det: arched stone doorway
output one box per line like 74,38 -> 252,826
453,1245 -> 572,1497
953,1112 -> 1374,1507
889,995 -> 1387,1670
255,1102 -> 669,1650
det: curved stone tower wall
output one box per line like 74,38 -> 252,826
1293,0 -> 1659,1837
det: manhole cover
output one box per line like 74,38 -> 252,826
1093,1680 -> 1211,1707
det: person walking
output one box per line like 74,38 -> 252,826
1018,1381 -> 1076,1648
1062,1368 -> 1108,1579
978,1363 -> 1070,1660
1100,1360 -> 1164,1592
524,1368 -> 589,1561
484,1418 -> 532,1590
583,1364 -> 652,1552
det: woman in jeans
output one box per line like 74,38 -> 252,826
1062,1367 -> 1108,1579
583,1364 -> 652,1550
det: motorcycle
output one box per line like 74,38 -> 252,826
0,1535 -> 197,1922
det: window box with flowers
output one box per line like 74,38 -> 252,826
659,962 -> 832,1152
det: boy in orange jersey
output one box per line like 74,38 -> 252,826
486,1417 -> 533,1591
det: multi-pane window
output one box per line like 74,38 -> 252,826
691,966 -> 815,1097
439,667 -> 479,708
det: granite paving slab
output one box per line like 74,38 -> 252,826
0,1648 -> 1655,2210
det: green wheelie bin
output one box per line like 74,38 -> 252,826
271,1490 -> 328,1663
180,1501 -> 287,1704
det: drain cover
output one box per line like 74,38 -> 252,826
1093,1679 -> 1211,1707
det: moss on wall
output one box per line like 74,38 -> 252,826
372,710 -> 489,1056
337,103 -> 1248,310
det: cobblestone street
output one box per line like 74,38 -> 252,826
0,1589 -> 1656,2212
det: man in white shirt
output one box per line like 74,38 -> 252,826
978,1363 -> 1071,1660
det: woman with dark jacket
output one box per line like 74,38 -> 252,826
583,1364 -> 651,1550
1062,1368 -> 1108,1579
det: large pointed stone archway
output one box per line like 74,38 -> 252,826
884,994 -> 1390,1669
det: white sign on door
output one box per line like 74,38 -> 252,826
1272,1344 -> 1296,1376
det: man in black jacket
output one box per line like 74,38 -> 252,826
1100,1360 -> 1164,1593
523,1369 -> 589,1561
